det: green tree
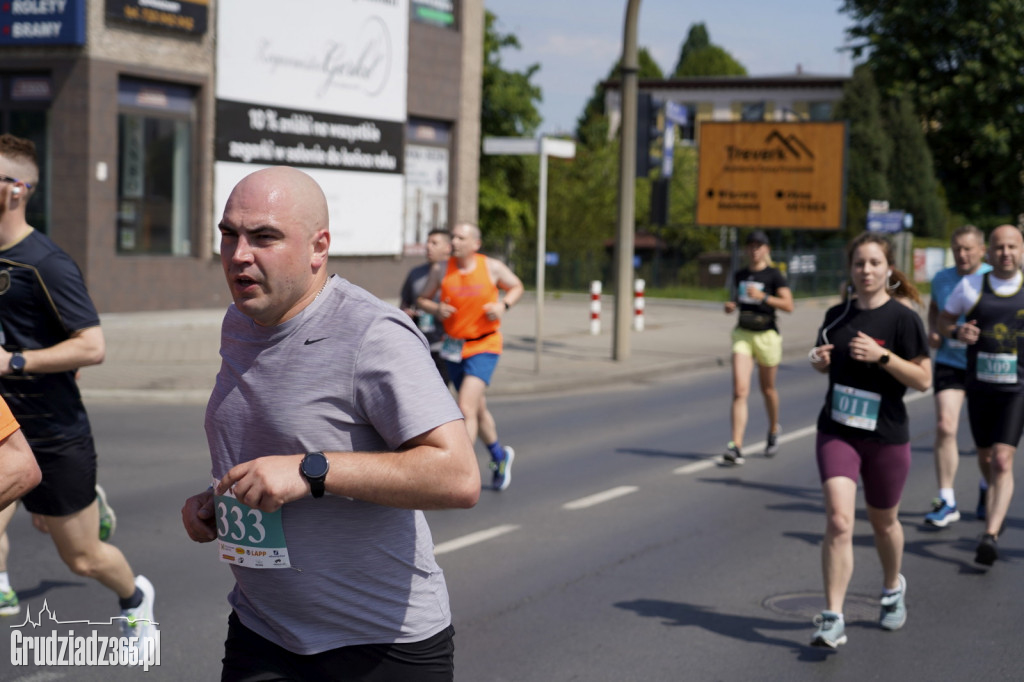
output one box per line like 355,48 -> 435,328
884,92 -> 946,238
575,47 -> 664,148
672,23 -> 746,77
672,23 -> 710,76
841,0 -> 1024,220
544,142 -> 620,285
674,45 -> 747,77
833,64 -> 891,236
478,10 -> 543,255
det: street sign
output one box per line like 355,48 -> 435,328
696,121 -> 848,230
867,210 -> 909,233
665,101 -> 688,126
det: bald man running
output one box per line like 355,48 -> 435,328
419,222 -> 524,491
939,224 -> 1024,566
183,166 -> 479,680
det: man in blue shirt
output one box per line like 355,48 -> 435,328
925,225 -> 991,527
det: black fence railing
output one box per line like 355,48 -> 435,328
508,247 -> 849,298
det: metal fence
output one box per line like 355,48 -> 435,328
510,246 -> 849,298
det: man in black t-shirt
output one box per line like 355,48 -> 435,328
0,134 -> 155,650
399,228 -> 451,382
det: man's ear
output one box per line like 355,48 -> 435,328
311,229 -> 330,266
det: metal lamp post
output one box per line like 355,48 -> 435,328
482,136 -> 577,373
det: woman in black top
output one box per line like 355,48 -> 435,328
722,230 -> 793,465
805,232 -> 930,649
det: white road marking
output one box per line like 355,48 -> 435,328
435,391 -> 935,554
673,459 -> 718,475
673,390 -> 931,475
434,524 -> 520,555
562,485 -> 639,510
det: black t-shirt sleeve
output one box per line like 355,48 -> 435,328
399,271 -> 416,310
36,251 -> 100,334
770,267 -> 789,292
895,306 -> 929,361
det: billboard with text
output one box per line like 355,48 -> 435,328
696,122 -> 847,230
215,0 -> 408,255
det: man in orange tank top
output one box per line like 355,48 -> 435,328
419,223 -> 524,490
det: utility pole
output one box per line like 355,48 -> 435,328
613,0 -> 641,361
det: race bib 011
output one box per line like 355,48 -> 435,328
830,383 -> 881,431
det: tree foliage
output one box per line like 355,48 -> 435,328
575,47 -> 664,148
673,45 -> 747,77
884,92 -> 946,237
833,64 -> 890,236
672,23 -> 710,75
834,64 -> 948,238
672,23 -> 746,77
478,10 -> 543,254
841,0 -> 1024,220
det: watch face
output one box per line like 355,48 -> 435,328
10,354 -> 25,372
302,452 -> 329,478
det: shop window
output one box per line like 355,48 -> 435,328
808,101 -> 834,121
117,78 -> 195,256
739,101 -> 766,121
403,118 -> 451,255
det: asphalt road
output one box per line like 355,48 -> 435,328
2,361 -> 1021,681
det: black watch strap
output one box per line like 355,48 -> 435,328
300,451 -> 329,499
9,352 -> 26,375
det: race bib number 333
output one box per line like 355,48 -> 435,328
831,384 -> 881,431
215,491 -> 291,569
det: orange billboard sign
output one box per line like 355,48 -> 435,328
696,121 -> 847,230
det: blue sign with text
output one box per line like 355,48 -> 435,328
1,0 -> 86,46
867,211 -> 910,233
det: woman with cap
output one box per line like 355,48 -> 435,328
722,230 -> 793,465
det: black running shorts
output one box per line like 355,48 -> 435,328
967,390 -> 1024,450
933,363 -> 967,393
22,434 -> 98,516
221,611 -> 455,682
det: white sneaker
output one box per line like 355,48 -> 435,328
120,575 -> 157,642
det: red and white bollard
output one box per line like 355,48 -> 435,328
633,279 -> 645,332
589,280 -> 602,335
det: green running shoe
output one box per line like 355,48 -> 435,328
96,484 -> 117,542
0,588 -> 20,617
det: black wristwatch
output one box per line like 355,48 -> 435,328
879,351 -> 891,366
300,451 -> 330,499
8,352 -> 25,375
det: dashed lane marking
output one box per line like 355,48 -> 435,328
562,485 -> 639,510
434,524 -> 521,555
436,391 -> 934,553
674,390 -> 932,474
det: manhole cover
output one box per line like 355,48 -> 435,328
764,592 -> 879,623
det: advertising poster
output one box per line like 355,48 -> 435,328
215,0 -> 408,255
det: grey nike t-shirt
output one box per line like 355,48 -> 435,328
205,276 -> 464,654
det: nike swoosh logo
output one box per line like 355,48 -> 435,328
304,338 -> 328,345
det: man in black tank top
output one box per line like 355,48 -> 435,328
939,225 -> 1024,566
